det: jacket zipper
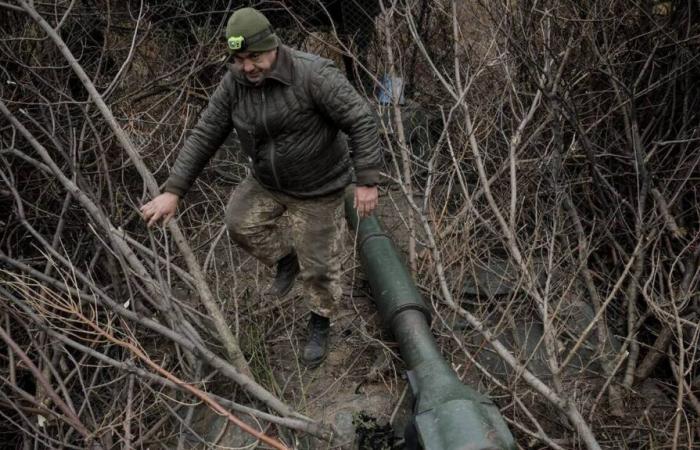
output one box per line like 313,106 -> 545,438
261,90 -> 281,190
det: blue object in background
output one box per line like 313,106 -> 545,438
378,74 -> 405,105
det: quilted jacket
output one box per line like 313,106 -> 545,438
164,44 -> 382,198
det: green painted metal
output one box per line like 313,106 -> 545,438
346,196 -> 516,450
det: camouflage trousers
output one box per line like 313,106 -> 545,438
224,176 -> 345,319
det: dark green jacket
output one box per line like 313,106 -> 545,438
164,45 -> 382,198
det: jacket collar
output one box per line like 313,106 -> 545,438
228,44 -> 294,87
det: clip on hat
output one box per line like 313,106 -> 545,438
228,26 -> 274,52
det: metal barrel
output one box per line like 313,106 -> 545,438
345,195 -> 516,450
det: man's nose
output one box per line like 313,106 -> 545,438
243,60 -> 255,72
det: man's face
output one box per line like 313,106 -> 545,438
233,49 -> 277,84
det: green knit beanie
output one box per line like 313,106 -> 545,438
226,7 -> 278,53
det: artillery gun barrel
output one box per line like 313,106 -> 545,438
345,194 -> 516,450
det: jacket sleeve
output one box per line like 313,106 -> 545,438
308,60 -> 382,186
164,73 -> 234,197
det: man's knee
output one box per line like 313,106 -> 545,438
224,206 -> 245,237
225,210 -> 260,252
224,177 -> 264,238
224,189 -> 258,240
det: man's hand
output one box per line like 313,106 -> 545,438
140,192 -> 180,227
354,185 -> 378,218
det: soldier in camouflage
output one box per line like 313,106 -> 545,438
140,7 -> 382,367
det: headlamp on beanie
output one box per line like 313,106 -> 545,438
226,26 -> 274,52
228,36 -> 245,51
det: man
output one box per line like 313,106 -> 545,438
140,7 -> 382,367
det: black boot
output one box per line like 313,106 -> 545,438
302,313 -> 330,367
266,251 -> 300,297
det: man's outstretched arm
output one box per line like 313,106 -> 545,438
141,73 -> 234,226
163,73 -> 235,198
